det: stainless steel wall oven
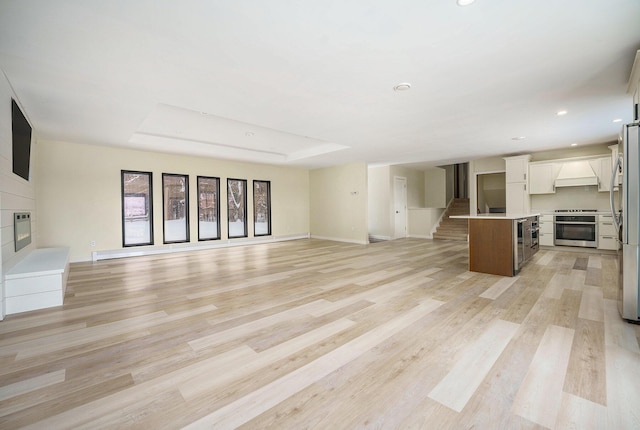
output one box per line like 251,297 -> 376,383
554,210 -> 597,248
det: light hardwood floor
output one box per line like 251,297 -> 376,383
0,238 -> 639,429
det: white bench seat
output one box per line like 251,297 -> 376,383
4,247 -> 70,315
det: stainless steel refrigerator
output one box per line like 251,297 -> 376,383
611,122 -> 640,322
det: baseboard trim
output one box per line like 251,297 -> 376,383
368,235 -> 391,241
310,235 -> 369,245
91,233 -> 311,261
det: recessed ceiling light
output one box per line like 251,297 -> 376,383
557,110 -> 568,116
511,136 -> 526,141
613,118 -> 623,123
457,0 -> 476,6
571,143 -> 578,147
393,83 -> 411,92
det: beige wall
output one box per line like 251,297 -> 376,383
36,140 -> 310,261
389,165 -> 425,208
469,156 -> 506,216
531,186 -> 612,212
444,165 -> 455,204
310,162 -> 368,244
424,167 -> 446,208
408,208 -> 444,238
369,165 -> 447,239
471,156 -> 505,174
530,143 -> 613,162
477,172 -> 506,213
0,72 -> 37,319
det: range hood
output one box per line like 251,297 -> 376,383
554,160 -> 598,187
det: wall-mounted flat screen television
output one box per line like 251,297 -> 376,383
12,99 -> 32,181
14,212 -> 31,252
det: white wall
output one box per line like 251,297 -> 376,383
310,162 -> 368,244
367,166 -> 391,240
0,72 -> 37,319
36,140 -> 310,262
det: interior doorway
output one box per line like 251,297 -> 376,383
454,163 -> 469,199
476,172 -> 506,214
393,176 -> 407,239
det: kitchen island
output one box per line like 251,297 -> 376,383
451,213 -> 540,277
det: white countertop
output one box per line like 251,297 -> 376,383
451,213 -> 540,220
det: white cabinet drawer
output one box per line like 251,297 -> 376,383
598,236 -> 619,250
539,232 -> 554,246
599,221 -> 617,236
539,222 -> 553,234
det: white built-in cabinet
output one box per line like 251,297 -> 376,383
504,155 -> 531,213
539,214 -> 554,246
505,156 -> 529,183
528,151 -> 617,195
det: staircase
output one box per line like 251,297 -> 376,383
433,198 -> 470,241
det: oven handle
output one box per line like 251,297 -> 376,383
554,221 -> 597,225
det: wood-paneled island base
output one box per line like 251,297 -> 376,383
452,214 -> 540,277
468,218 -> 514,276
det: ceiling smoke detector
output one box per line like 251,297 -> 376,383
393,83 -> 411,92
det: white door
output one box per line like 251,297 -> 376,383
394,177 -> 407,239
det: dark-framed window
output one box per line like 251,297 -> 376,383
253,180 -> 271,236
162,173 -> 189,243
121,170 -> 153,247
197,176 -> 220,241
227,178 -> 247,238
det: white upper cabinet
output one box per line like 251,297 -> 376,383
588,156 -> 613,192
528,163 -> 559,194
505,156 -> 529,183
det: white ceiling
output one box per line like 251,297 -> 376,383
1,0 -> 639,169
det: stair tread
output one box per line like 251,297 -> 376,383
434,199 -> 469,241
